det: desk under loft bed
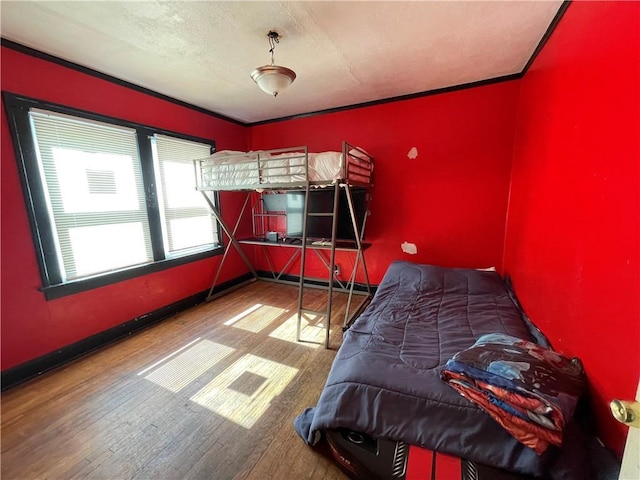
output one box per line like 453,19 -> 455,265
193,141 -> 375,348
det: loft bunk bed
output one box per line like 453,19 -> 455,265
193,141 -> 374,348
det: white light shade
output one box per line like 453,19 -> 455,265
251,65 -> 296,97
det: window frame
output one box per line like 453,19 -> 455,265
3,92 -> 224,300
151,133 -> 220,259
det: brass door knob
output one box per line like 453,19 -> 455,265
610,399 -> 640,428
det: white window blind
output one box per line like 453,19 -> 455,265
29,109 -> 153,281
152,134 -> 218,256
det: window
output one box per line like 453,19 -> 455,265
4,94 -> 220,299
30,110 -> 154,281
152,134 -> 218,256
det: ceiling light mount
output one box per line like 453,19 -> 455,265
251,30 -> 296,98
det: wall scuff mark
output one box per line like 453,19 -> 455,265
407,147 -> 418,159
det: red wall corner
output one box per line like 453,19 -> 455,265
504,1 -> 640,456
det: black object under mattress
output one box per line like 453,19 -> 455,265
295,261 -> 559,477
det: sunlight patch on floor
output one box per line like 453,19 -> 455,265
190,354 -> 298,429
137,337 -> 202,376
224,304 -> 287,333
143,340 -> 235,393
223,304 -> 262,326
268,312 -> 326,348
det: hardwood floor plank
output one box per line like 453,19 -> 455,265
1,282 -> 348,480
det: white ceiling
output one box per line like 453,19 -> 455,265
0,1 -> 563,124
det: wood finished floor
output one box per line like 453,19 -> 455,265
1,282 -> 350,480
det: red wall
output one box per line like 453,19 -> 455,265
1,48 -> 250,370
249,81 -> 521,283
504,1 -> 639,456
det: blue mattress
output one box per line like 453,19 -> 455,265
295,261 -> 572,477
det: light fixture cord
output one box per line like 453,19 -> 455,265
268,32 -> 279,65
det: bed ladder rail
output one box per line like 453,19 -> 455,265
296,182 -> 341,349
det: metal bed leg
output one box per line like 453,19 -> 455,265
296,181 -> 311,344
322,182 -> 341,348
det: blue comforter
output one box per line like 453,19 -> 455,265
294,261 -> 586,478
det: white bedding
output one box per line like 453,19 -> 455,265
196,149 -> 371,189
198,150 -> 260,188
267,151 -> 342,184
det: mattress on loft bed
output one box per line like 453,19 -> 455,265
198,150 -> 261,188
294,261 -> 586,478
196,148 -> 372,189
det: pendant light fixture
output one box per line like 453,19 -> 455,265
251,31 -> 296,97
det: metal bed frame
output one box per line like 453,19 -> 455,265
193,141 -> 374,348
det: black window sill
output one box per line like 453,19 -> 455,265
41,246 -> 223,300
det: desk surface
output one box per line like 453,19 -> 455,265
238,237 -> 371,251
